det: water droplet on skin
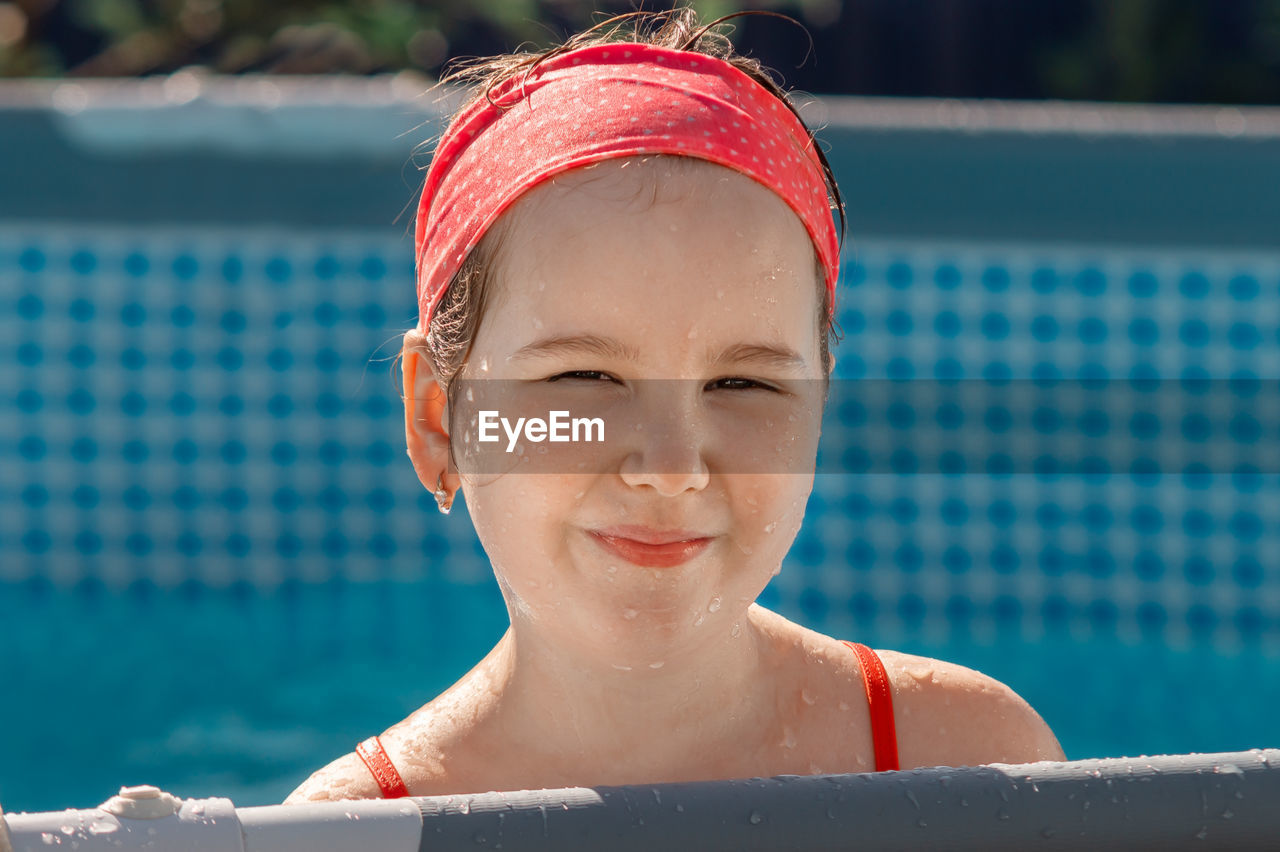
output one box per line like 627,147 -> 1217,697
622,607 -> 638,620
612,663 -> 633,671
693,613 -> 705,627
606,565 -> 618,574
708,596 -> 722,612
478,358 -> 489,372
649,661 -> 664,669
687,328 -> 698,340
532,318 -> 543,330
781,727 -> 796,749
715,289 -> 725,300
763,522 -> 777,534
801,688 -> 816,706
465,387 -> 474,402
731,622 -> 741,638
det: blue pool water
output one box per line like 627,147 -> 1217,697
3,96 -> 1280,815
2,574 -> 1277,814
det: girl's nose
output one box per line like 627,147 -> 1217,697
617,390 -> 711,495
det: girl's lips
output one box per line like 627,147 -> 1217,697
587,530 -> 713,568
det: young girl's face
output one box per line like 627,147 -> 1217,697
448,157 -> 828,653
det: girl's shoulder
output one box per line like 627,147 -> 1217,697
282,749 -> 384,804
870,647 -> 1067,768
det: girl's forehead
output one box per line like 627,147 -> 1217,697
497,158 -> 813,278
475,159 -> 823,366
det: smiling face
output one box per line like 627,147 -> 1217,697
420,156 -> 829,658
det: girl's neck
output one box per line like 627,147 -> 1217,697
469,607 -> 794,784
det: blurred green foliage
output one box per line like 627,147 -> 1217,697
1,0 -> 1279,104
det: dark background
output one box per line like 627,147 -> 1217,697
2,0 -> 1279,104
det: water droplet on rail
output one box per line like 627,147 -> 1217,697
749,810 -> 763,825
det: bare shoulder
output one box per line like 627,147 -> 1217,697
875,649 -> 1067,769
282,750 -> 382,805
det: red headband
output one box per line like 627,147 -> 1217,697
414,42 -> 840,330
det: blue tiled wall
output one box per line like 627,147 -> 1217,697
3,226 -> 1278,649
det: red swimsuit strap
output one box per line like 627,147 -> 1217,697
355,736 -> 410,798
842,640 -> 901,772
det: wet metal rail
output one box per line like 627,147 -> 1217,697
3,750 -> 1278,851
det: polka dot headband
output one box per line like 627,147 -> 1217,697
414,41 -> 841,330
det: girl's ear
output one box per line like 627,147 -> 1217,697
402,345 -> 460,497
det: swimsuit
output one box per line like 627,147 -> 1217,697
355,640 -> 899,798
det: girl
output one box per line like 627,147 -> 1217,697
286,7 -> 1064,803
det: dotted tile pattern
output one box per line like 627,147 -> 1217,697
3,226 -> 1279,650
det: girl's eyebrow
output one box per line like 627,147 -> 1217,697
510,335 -> 806,370
713,343 -> 808,370
509,334 -> 642,362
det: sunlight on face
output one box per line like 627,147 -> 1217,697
452,157 -> 827,657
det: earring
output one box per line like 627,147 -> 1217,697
434,473 -> 453,515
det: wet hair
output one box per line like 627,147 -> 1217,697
398,5 -> 847,428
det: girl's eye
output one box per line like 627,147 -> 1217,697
548,370 -> 615,383
708,377 -> 776,392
